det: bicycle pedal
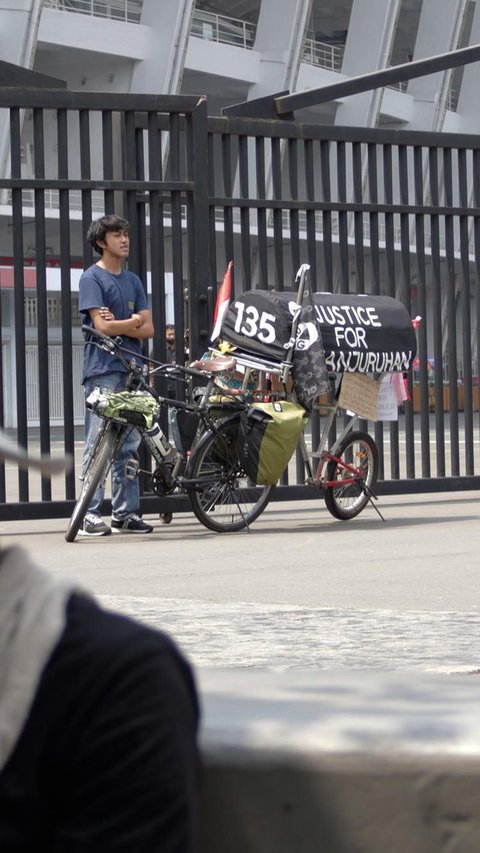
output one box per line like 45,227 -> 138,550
124,458 -> 140,480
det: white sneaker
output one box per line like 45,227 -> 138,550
78,513 -> 112,537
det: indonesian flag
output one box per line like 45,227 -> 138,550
211,261 -> 233,342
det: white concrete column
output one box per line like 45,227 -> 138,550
407,0 -> 467,131
0,0 -> 42,68
445,0 -> 480,133
334,0 -> 401,128
0,0 -> 43,184
130,0 -> 195,94
249,0 -> 313,100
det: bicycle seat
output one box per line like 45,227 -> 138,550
190,356 -> 237,373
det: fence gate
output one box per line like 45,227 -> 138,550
0,85 -> 479,520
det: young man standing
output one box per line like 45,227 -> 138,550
79,214 -> 155,536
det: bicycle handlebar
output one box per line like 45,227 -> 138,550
81,324 -> 231,385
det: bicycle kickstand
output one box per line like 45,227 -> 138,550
362,485 -> 386,522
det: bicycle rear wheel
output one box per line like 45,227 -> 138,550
187,413 -> 273,532
323,430 -> 379,520
65,422 -> 122,542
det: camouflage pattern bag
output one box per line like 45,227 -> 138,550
86,388 -> 160,429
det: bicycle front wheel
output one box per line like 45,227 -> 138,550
323,430 -> 379,521
187,414 -> 273,533
65,422 -> 122,542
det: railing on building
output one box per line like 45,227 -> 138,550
42,0 -> 143,24
387,79 -> 408,93
190,9 -> 256,50
446,87 -> 459,111
302,37 -> 344,72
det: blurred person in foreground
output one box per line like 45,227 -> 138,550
0,431 -> 200,852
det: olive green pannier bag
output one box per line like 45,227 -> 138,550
239,401 -> 308,486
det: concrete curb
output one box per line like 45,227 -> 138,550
199,668 -> 480,852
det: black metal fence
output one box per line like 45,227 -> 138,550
0,87 -> 479,520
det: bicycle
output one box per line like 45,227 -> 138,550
67,263 -> 412,538
65,328 -> 274,541
202,260 -> 417,526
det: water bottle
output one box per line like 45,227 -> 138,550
144,421 -> 173,460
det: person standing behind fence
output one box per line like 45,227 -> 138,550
78,214 -> 155,537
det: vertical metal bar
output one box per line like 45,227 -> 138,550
304,139 -> 317,290
383,145 -> 396,297
10,108 -> 28,499
398,146 -> 411,306
57,106 -> 76,499
207,130 -> 217,301
368,144 -> 380,294
135,122 -> 148,310
102,109 -> 115,213
352,141 -> 368,439
413,145 -> 431,477
318,140 -> 336,446
124,110 -> 140,275
33,107 -> 52,500
238,134 -> 251,285
368,142 -> 384,480
428,146 -> 446,476
187,98 -> 210,359
398,144 -> 415,480
383,143 -> 399,478
352,141 -> 364,294
79,109 -> 92,269
255,136 -> 268,288
169,111 -> 186,362
443,146 -> 460,475
337,140 -> 349,292
320,139 -> 333,290
458,147 -> 474,473
473,149 -> 480,462
271,136 -> 284,289
147,111 -> 169,435
222,132 -> 235,275
148,110 -> 166,367
288,137 -> 300,274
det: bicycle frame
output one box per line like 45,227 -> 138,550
297,394 -> 360,489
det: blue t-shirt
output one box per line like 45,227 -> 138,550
79,264 -> 149,382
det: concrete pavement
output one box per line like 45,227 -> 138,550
1,490 -> 479,672
3,491 -> 480,851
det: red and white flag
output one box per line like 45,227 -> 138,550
211,261 -> 233,342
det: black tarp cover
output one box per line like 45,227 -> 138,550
219,290 -> 417,373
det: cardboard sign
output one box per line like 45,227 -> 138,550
338,373 -> 380,421
339,372 -> 403,421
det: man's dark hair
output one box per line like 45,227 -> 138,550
87,214 -> 130,255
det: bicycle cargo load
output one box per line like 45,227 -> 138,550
219,290 -> 417,374
86,389 -> 159,428
239,401 -> 308,486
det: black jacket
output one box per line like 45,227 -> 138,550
0,594 -> 200,852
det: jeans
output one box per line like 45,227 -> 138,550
83,372 -> 141,520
